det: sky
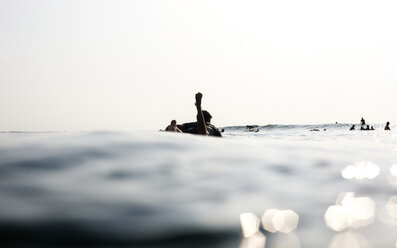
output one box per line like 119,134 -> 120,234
0,0 -> 396,131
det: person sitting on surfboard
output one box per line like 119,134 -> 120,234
178,92 -> 222,137
385,122 -> 391,131
165,120 -> 182,132
361,117 -> 366,126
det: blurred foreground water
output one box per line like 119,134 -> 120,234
1,124 -> 397,247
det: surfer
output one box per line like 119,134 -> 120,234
178,92 -> 222,137
349,125 -> 355,130
361,118 -> 366,126
165,120 -> 182,132
246,125 -> 259,132
385,122 -> 391,131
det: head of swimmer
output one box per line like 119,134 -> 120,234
197,110 -> 212,123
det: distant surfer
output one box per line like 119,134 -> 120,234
246,125 -> 259,132
178,92 -> 222,137
165,120 -> 182,132
361,118 -> 366,126
385,122 -> 391,131
349,125 -> 355,130
370,126 -> 375,130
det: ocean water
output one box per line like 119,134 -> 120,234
1,123 -> 397,247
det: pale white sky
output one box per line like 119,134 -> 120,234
0,0 -> 396,131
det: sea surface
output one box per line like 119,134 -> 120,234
1,123 -> 397,247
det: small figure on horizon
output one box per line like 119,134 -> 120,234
246,125 -> 259,132
385,122 -> 391,131
370,126 -> 375,130
165,120 -> 182,132
361,117 -> 366,126
350,125 -> 355,130
366,125 -> 370,130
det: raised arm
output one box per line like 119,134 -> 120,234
195,92 -> 208,135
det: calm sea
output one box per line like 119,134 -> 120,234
1,123 -> 397,247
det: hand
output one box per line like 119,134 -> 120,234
195,92 -> 202,108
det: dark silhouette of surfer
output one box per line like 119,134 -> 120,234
385,122 -> 391,131
177,93 -> 222,137
165,120 -> 182,132
360,125 -> 372,131
246,125 -> 259,132
361,118 -> 366,126
350,125 -> 355,130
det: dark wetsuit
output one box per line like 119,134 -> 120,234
178,122 -> 222,137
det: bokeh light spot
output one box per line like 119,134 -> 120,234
261,209 -> 299,233
325,192 -> 375,231
341,161 -> 380,180
240,212 -> 260,238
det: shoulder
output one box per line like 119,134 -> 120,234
179,122 -> 198,134
180,122 -> 196,128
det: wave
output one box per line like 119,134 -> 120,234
223,123 -> 352,131
0,131 -> 66,133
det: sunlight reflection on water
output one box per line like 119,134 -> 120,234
240,210 -> 299,248
2,131 -> 397,247
341,161 -> 380,180
325,192 -> 375,231
239,232 -> 266,248
240,213 -> 261,238
378,196 -> 397,225
388,164 -> 397,186
329,232 -> 371,248
261,209 -> 299,233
